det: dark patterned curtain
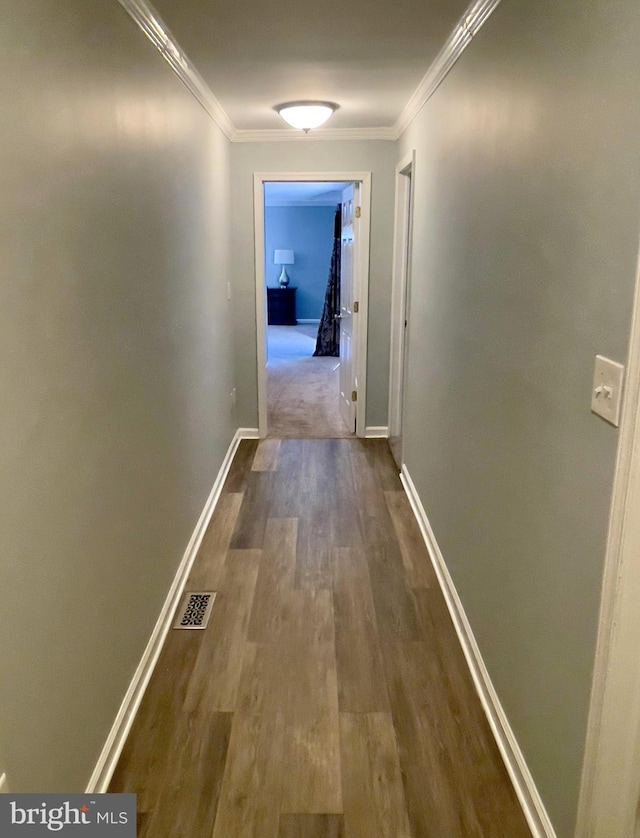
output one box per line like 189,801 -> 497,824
314,205 -> 341,356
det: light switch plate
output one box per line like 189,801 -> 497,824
591,355 -> 625,426
0,773 -> 8,793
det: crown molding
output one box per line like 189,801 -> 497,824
233,126 -> 396,143
392,0 -> 503,139
117,0 -> 237,140
117,0 -> 501,145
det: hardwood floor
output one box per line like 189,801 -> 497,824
109,439 -> 531,837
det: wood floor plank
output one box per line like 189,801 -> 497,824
332,546 -> 377,631
270,439 -> 307,518
229,471 -> 276,549
212,710 -> 285,838
278,814 -> 345,838
292,440 -> 342,587
281,589 -> 342,813
367,543 -> 424,640
340,713 -> 411,838
281,642 -> 342,813
300,439 -> 337,518
108,631 -> 200,809
135,813 -> 151,838
247,517 -> 298,642
143,711 -> 232,838
366,439 -> 403,491
252,438 -> 282,471
335,629 -> 390,714
184,549 -> 261,712
223,439 -> 259,493
348,449 -> 423,637
325,439 -> 358,549
384,490 -> 435,589
295,514 -> 333,590
382,640 -> 465,837
349,448 -> 401,548
235,641 -> 288,716
382,640 -> 531,837
290,587 -> 335,644
410,587 -> 532,836
333,547 -> 389,712
186,491 -> 243,588
240,591 -> 333,712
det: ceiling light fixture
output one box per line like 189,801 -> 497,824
275,101 -> 338,133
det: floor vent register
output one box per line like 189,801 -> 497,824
173,591 -> 216,629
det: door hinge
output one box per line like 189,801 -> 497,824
353,301 -> 359,313
352,390 -> 358,402
355,206 -> 361,218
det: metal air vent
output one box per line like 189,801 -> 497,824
173,592 -> 216,629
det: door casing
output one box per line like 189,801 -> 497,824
253,171 -> 372,438
388,151 -> 416,466
577,231 -> 640,836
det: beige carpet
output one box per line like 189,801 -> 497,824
267,325 -> 354,438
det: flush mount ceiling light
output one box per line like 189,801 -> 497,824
275,101 -> 338,133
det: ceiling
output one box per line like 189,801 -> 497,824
149,0 -> 473,132
264,182 -> 345,207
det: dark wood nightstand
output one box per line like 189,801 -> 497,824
267,287 -> 297,325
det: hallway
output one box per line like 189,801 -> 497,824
109,438 -> 531,837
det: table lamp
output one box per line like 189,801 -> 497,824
274,249 -> 294,288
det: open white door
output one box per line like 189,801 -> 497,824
338,183 -> 358,433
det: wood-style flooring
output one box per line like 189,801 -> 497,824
109,439 -> 531,838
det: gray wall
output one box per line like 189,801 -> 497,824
264,205 -> 336,320
0,2 -> 235,791
398,0 -> 640,833
230,140 -> 396,429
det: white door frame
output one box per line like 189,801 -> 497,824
253,171 -> 372,438
388,151 -> 416,457
577,236 -> 640,836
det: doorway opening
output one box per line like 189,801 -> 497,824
253,172 -> 372,439
265,181 -> 349,438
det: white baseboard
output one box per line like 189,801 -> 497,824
86,429 -> 246,793
237,427 -> 260,439
364,426 -> 389,438
400,465 -> 557,838
296,319 -> 320,325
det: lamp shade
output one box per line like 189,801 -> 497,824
274,249 -> 294,265
275,101 -> 338,132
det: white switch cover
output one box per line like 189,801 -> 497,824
0,773 -> 8,793
591,355 -> 625,426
